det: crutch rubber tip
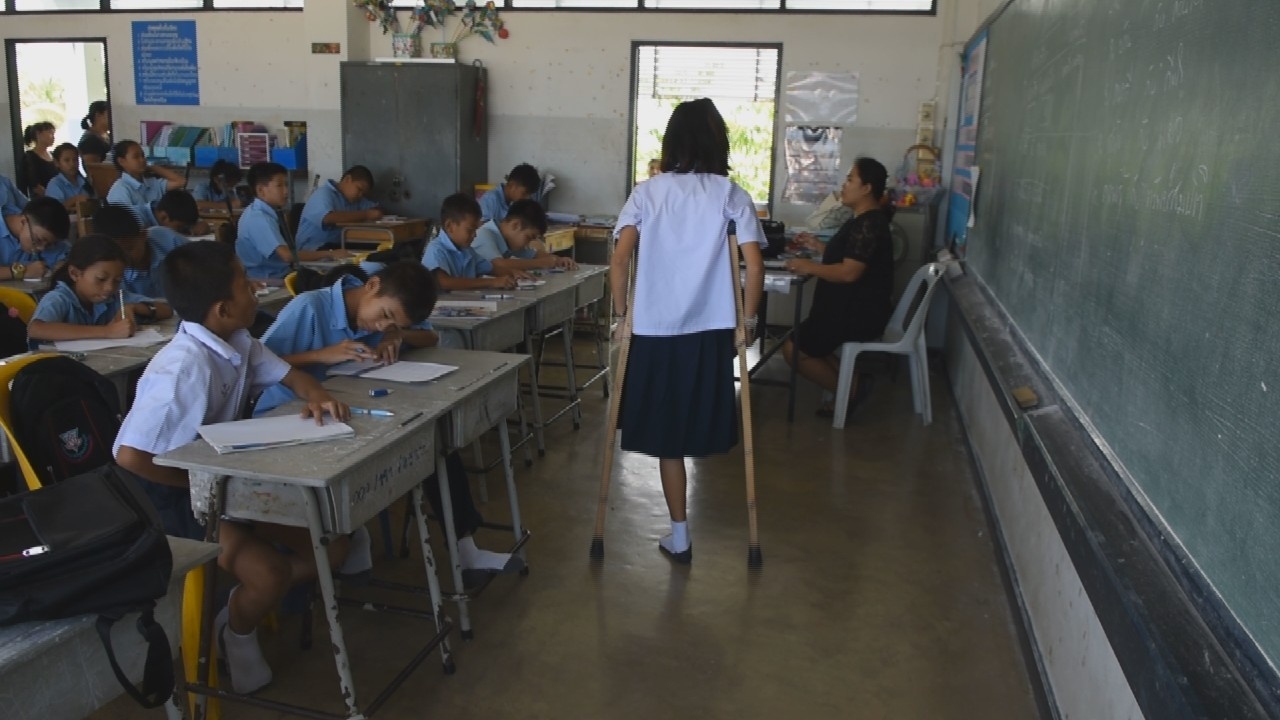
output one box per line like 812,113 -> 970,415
461,629 -> 475,640
443,661 -> 457,675
589,538 -> 605,560
747,547 -> 764,569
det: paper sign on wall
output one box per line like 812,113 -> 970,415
783,126 -> 843,205
132,20 -> 199,106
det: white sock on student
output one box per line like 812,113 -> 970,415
456,535 -> 514,572
215,593 -> 273,695
337,525 -> 372,576
660,520 -> 690,554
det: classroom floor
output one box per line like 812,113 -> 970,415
94,343 -> 1042,720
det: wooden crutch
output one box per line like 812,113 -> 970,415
728,235 -> 763,569
589,247 -> 636,560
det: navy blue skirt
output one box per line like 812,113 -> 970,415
618,329 -> 738,459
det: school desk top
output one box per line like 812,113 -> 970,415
337,217 -> 429,248
429,292 -> 535,352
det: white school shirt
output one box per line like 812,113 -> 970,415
113,321 -> 291,458
613,173 -> 762,336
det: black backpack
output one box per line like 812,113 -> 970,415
0,465 -> 175,707
0,302 -> 28,358
10,356 -> 123,486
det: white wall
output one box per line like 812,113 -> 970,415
2,2 -> 1003,221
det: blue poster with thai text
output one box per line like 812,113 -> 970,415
133,21 -> 199,106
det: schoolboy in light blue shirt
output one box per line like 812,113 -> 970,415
0,174 -> 29,216
43,143 -> 94,207
31,278 -> 153,326
422,193 -> 530,292
191,160 -> 242,207
0,197 -> 71,281
105,141 -> 184,228
478,163 -> 541,222
131,189 -> 199,296
472,199 -> 577,272
238,162 -> 353,280
296,165 -> 382,251
114,240 -> 357,696
255,262 -> 439,413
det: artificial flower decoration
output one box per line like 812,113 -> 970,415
354,0 -> 399,34
409,0 -> 509,44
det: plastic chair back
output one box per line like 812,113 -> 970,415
0,353 -> 59,490
882,263 -> 943,346
85,162 -> 121,199
0,287 -> 37,324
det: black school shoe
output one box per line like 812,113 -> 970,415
659,543 -> 693,564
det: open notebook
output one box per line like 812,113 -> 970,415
50,329 -> 168,353
328,360 -> 458,383
431,300 -> 497,319
198,415 -> 354,454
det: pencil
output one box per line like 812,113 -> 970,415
118,289 -> 126,319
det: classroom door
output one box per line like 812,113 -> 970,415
5,39 -> 110,193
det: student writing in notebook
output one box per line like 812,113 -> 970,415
0,196 -> 71,281
96,190 -> 196,298
472,199 -> 578,272
105,140 -> 185,228
421,193 -> 531,291
114,241 -> 359,695
256,260 -> 525,582
237,162 -> 352,280
27,234 -> 170,346
479,163 -> 541,222
43,143 -> 95,211
296,165 -> 381,252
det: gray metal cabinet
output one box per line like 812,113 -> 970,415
340,62 -> 487,220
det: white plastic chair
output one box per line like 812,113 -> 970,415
833,262 -> 945,429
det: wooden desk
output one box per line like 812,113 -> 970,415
157,378 -> 459,719
339,218 -> 429,249
197,207 -> 243,228
0,279 -> 49,297
543,224 -> 576,254
0,537 -> 219,720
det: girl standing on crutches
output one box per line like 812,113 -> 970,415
604,98 -> 765,563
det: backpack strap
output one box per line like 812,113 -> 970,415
275,208 -> 300,271
94,606 -> 175,709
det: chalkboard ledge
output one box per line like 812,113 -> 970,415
945,270 -> 1280,720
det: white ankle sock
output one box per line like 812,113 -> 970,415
456,535 -> 513,572
337,526 -> 372,576
660,521 -> 690,553
216,593 -> 273,695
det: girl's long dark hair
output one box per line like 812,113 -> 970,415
659,98 -> 730,176
51,234 -> 127,289
81,100 -> 109,131
853,157 -> 896,221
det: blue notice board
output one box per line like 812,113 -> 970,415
132,20 -> 199,106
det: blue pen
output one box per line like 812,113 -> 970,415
349,407 -> 395,417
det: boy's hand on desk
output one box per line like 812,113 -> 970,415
365,208 -> 385,222
25,260 -> 47,279
317,339 -> 376,364
106,311 -> 137,339
511,270 -> 535,281
491,275 -> 518,290
374,335 -> 401,364
553,256 -> 578,270
301,395 -> 350,424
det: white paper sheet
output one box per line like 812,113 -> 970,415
198,415 -> 354,454
51,329 -> 168,352
516,279 -> 546,288
327,359 -> 384,376
357,362 -> 457,384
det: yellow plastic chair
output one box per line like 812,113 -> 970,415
0,287 -> 37,325
0,353 -> 58,490
284,271 -> 298,296
376,240 -> 394,253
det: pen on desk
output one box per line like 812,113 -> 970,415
483,294 -> 513,300
349,407 -> 395,417
397,410 -> 424,428
118,289 -> 126,319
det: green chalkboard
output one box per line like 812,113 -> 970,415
967,0 -> 1280,662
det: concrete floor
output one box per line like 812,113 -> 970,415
95,349 -> 1041,720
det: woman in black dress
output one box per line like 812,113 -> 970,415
782,157 -> 896,418
21,122 -> 57,197
76,100 -> 112,165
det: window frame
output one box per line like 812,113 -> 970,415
626,40 -> 783,210
4,0 -> 302,13
3,0 -> 934,14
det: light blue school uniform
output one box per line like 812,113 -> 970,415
471,220 -> 537,261
236,199 -> 291,280
0,175 -> 28,216
297,180 -> 377,251
191,179 -> 236,203
0,219 -> 70,268
478,185 -> 510,223
114,322 -> 291,459
106,174 -> 167,227
43,173 -> 94,204
31,280 -> 151,327
123,225 -> 189,297
421,230 -> 493,278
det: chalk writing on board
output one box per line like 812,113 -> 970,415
132,21 -> 199,106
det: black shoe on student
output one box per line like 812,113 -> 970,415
658,543 -> 693,564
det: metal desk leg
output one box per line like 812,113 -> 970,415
471,443 -> 489,504
524,331 -> 547,456
433,450 -> 472,639
298,488 -> 362,720
788,282 -> 804,422
561,319 -> 582,429
516,393 -> 534,467
497,417 -> 525,561
408,484 -> 455,673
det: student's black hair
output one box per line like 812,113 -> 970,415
660,98 -> 730,176
23,122 -> 54,146
163,241 -> 238,323
439,192 -> 482,226
81,101 -> 109,131
23,197 -> 71,240
111,140 -> 142,173
209,159 -> 243,186
343,165 -> 375,188
372,261 -> 438,325
505,163 -> 541,194
503,199 -> 547,235
50,233 -> 126,288
246,162 -> 288,194
52,142 -> 79,163
93,204 -> 143,240
156,189 -> 199,225
852,157 -> 896,221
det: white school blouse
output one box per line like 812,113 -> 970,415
613,173 -> 762,336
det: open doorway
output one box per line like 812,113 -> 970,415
5,39 -> 110,195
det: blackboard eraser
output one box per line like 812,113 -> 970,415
1012,386 -> 1039,409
